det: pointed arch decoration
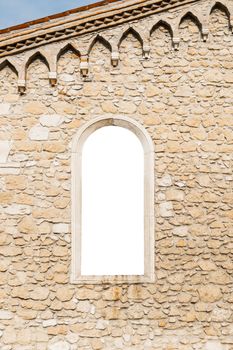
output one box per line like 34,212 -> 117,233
0,59 -> 18,76
150,20 -> 173,39
25,51 -> 50,71
118,27 -> 144,54
179,11 -> 203,32
209,1 -> 231,28
57,43 -> 81,61
71,116 -> 155,284
88,34 -> 112,55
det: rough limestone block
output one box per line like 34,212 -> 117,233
0,163 -> 20,175
158,174 -> 172,187
42,319 -> 57,327
0,103 -> 10,115
159,202 -> 173,217
53,223 -> 69,234
0,311 -> 13,320
29,125 -> 49,141
40,114 -> 64,127
205,341 -> 224,350
4,205 -> 31,215
48,341 -> 70,350
0,141 -> 11,163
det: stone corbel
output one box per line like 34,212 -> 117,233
143,44 -> 150,59
80,56 -> 89,77
230,16 -> 233,33
49,72 -> 57,86
202,27 -> 209,42
172,37 -> 180,50
18,80 -> 26,94
111,51 -> 119,67
18,67 -> 26,94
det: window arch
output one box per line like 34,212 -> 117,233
71,116 -> 154,284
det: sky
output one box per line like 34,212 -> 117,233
0,0 -> 97,29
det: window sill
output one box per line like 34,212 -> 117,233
71,274 -> 155,284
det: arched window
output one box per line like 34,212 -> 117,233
71,116 -> 154,284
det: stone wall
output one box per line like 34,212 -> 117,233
0,1 -> 233,349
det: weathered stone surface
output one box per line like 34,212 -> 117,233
173,226 -> 188,237
43,142 -> 66,153
30,287 -> 49,301
118,101 -> 136,114
103,287 -> 122,301
145,83 -> 160,97
24,101 -> 47,114
6,175 -> 27,190
198,285 -> 222,302
198,260 -> 217,271
101,101 -> 117,113
127,285 -> 150,299
77,300 -> 92,313
11,286 -> 29,299
17,309 -> 38,321
18,216 -> 36,234
0,246 -> 22,256
166,189 -> 184,201
52,246 -> 68,257
52,101 -> 76,115
76,288 -> 99,300
0,191 -> 13,204
56,287 -> 74,301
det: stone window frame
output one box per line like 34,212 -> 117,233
71,115 -> 155,284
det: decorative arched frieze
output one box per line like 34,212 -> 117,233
1,0 -> 233,92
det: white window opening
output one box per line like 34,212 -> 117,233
71,116 -> 154,284
81,126 -> 144,276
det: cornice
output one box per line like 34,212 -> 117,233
0,0 -> 199,58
